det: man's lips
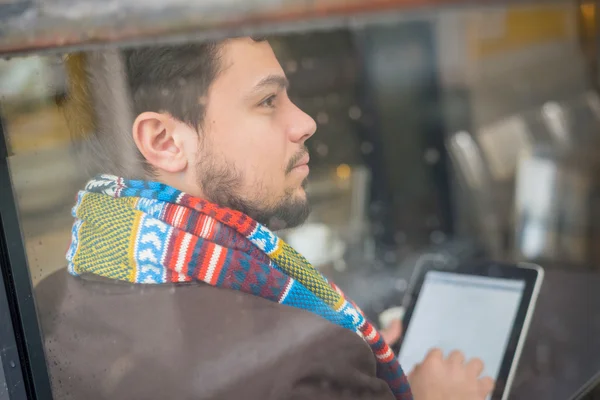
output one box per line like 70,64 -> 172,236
293,154 -> 310,168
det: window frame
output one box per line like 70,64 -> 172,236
0,118 -> 53,400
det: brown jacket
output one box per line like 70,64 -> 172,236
36,269 -> 396,400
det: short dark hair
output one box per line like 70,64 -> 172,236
63,37 -> 265,178
124,36 -> 266,131
123,42 -> 221,131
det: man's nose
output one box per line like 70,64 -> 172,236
288,103 -> 317,143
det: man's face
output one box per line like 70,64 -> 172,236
191,38 -> 316,229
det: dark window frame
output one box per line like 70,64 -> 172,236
0,118 -> 53,400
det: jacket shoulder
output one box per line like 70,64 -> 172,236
36,269 -> 394,400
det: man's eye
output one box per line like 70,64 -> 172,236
260,95 -> 277,108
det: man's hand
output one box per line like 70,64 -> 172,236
380,319 -> 403,346
408,349 -> 495,400
380,318 -> 494,400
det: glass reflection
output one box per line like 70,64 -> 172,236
0,2 -> 598,399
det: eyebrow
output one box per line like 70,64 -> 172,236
249,74 -> 290,95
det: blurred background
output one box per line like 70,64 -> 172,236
1,1 -> 600,398
2,1 -> 598,304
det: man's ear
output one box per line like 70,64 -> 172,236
132,112 -> 188,173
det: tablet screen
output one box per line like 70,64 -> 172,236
398,271 -> 526,381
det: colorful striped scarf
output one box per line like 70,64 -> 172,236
66,174 -> 412,399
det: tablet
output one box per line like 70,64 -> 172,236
394,261 -> 544,400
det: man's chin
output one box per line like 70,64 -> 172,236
265,196 -> 310,231
222,183 -> 311,231
296,179 -> 309,197
294,187 -> 308,201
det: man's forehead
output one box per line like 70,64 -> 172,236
217,38 -> 285,89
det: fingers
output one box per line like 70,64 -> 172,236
408,362 -> 420,381
447,350 -> 465,366
380,319 -> 403,346
479,376 -> 495,396
411,347 -> 494,399
413,348 -> 444,376
424,347 -> 444,363
465,357 -> 484,376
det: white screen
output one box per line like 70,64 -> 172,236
398,271 -> 525,381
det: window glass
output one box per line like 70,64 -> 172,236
1,2 -> 599,399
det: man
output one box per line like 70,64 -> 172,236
36,37 -> 494,400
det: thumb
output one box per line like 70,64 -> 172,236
380,319 -> 403,346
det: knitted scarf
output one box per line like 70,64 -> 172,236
66,174 -> 412,399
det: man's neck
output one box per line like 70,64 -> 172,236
153,171 -> 206,200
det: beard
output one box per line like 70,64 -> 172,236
195,148 -> 311,231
